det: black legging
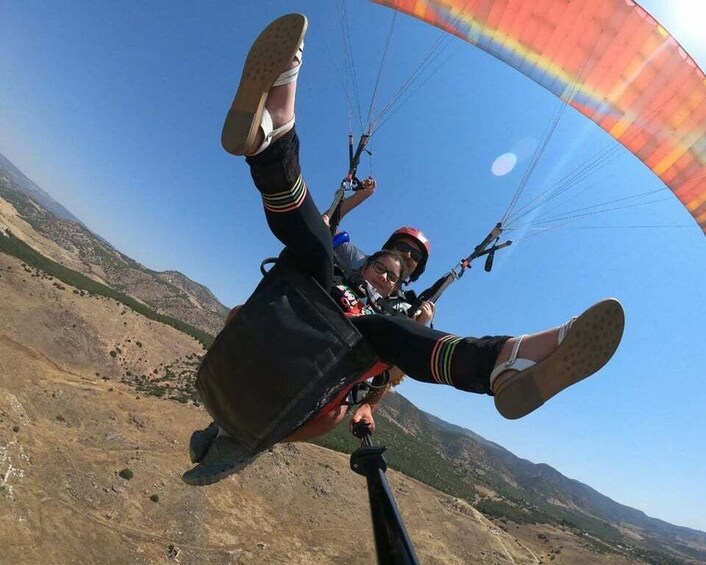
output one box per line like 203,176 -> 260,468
246,129 -> 509,395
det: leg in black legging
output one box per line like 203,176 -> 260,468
352,314 -> 510,395
245,128 -> 333,290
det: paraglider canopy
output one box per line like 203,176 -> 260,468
370,0 -> 706,233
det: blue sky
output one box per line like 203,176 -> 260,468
1,1 -> 705,532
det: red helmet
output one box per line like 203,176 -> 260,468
382,227 -> 431,282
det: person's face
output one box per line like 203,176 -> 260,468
389,237 -> 424,277
362,255 -> 403,297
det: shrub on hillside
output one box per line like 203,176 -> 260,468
118,468 -> 134,480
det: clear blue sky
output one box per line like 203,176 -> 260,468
1,1 -> 704,532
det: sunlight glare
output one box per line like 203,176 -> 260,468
670,0 -> 706,53
491,152 -> 517,176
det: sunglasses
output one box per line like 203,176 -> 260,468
392,241 -> 424,262
370,260 -> 401,284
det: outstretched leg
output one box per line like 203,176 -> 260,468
223,13 -> 333,289
246,130 -> 333,289
353,298 -> 625,419
352,315 -> 508,394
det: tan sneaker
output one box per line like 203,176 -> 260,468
221,13 -> 307,156
491,298 -> 625,419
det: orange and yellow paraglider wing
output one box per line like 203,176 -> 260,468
371,0 -> 706,233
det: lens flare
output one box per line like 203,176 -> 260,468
491,153 -> 518,176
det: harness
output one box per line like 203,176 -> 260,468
197,248 -> 412,457
322,258 -> 402,411
259,251 -> 401,414
196,257 -> 378,457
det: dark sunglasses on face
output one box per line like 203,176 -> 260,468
393,241 -> 424,262
370,260 -> 401,284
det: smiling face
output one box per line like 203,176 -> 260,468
389,236 -> 425,278
361,253 -> 404,297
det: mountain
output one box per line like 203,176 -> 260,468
423,409 -> 701,542
1,245 -> 639,565
1,152 -> 705,564
389,396 -> 706,561
0,152 -> 82,223
317,394 -> 706,564
0,152 -> 229,335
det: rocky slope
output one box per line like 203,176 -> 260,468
0,156 -> 229,335
1,250 -> 643,565
376,396 -> 706,563
1,152 -> 704,564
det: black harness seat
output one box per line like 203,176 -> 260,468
196,259 -> 377,456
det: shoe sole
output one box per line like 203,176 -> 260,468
494,298 -> 625,420
221,13 -> 308,155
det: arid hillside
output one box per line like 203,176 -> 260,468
1,248 -> 647,565
2,150 -> 702,563
1,169 -> 229,336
